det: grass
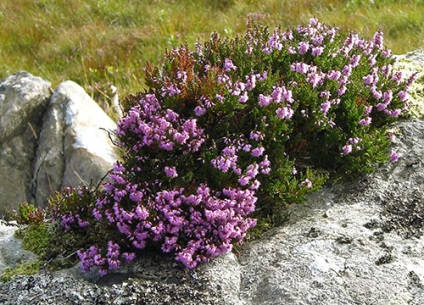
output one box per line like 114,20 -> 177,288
1,0 -> 423,116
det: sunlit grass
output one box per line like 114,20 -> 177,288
1,0 -> 423,117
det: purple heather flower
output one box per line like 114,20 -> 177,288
373,31 -> 384,50
242,144 -> 252,152
173,132 -> 190,145
349,137 -> 361,145
250,131 -> 264,141
368,54 -> 377,66
239,91 -> 249,103
309,17 -> 319,26
388,109 -> 402,117
308,72 -> 324,88
298,41 -> 310,54
364,105 -> 373,116
238,176 -> 250,186
211,156 -> 232,172
291,62 -> 310,74
224,58 -> 237,72
363,74 -> 374,86
382,49 -> 392,58
342,144 -> 353,155
159,141 -> 174,151
161,83 -> 181,97
223,145 -> 236,156
110,174 -> 126,185
77,216 -> 90,228
251,147 -> 265,157
383,90 -> 393,103
249,180 -> 261,190
342,65 -> 352,76
392,71 -> 403,84
301,179 -> 313,189
245,74 -> 257,90
261,167 -> 271,175
327,70 -> 341,81
321,101 -> 331,114
359,117 -> 372,126
376,102 -> 388,111
276,107 -> 294,120
268,32 -> 283,51
350,54 -> 361,67
121,252 -> 136,263
398,91 -> 408,102
107,258 -> 121,270
337,86 -> 347,96
312,46 -> 324,56
258,94 -> 272,107
194,106 -> 206,116
176,71 -> 187,82
390,151 -> 401,163
246,164 -> 259,178
372,89 -> 382,100
381,64 -> 393,77
93,208 -> 102,220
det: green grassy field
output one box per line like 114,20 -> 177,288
1,0 -> 423,116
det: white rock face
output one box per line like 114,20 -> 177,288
0,73 -> 119,214
34,81 -> 119,207
0,222 -> 36,276
0,72 -> 51,213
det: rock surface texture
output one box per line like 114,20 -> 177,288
0,72 -> 118,214
33,81 -> 118,207
0,51 -> 423,304
0,72 -> 51,213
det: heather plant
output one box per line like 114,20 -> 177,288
51,18 -> 415,274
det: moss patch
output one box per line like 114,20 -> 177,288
0,260 -> 41,282
17,223 -> 52,257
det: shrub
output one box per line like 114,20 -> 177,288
52,18 -> 415,274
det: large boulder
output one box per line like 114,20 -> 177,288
0,73 -> 119,215
0,72 -> 51,213
238,125 -> 424,305
33,81 -> 118,207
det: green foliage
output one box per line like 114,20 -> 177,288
19,223 -> 51,257
12,203 -> 46,225
0,260 -> 41,282
138,18 -> 412,228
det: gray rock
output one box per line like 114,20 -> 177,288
0,222 -> 36,276
0,72 -> 51,213
394,49 -> 424,118
238,119 -> 424,305
33,81 -> 118,207
0,73 -> 119,214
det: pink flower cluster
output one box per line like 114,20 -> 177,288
75,93 -> 261,273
